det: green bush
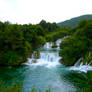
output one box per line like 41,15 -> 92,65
59,19 -> 92,66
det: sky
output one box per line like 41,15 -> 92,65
0,0 -> 92,24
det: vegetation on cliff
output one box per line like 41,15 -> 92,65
59,19 -> 92,66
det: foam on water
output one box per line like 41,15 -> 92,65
70,57 -> 92,73
23,39 -> 63,68
70,65 -> 92,73
23,36 -> 92,73
44,42 -> 52,49
23,51 -> 61,68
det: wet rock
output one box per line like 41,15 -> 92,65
31,59 -> 37,63
89,61 -> 92,66
59,58 -> 64,64
52,42 -> 58,48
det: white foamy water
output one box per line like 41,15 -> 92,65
44,42 -> 52,49
23,36 -> 92,73
24,50 -> 61,68
23,39 -> 63,68
74,58 -> 83,67
70,65 -> 92,73
70,57 -> 92,73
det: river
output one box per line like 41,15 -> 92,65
0,39 -> 78,92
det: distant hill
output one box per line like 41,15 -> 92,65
58,14 -> 92,27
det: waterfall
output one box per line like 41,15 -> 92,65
26,50 -> 61,68
70,65 -> 92,73
22,36 -> 69,67
44,42 -> 52,49
74,58 -> 83,67
70,58 -> 92,73
23,36 -> 92,73
22,38 -> 65,68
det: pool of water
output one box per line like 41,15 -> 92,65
0,39 -> 77,92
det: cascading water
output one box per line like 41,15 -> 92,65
74,58 -> 83,67
21,38 -> 76,92
0,37 -> 77,92
24,39 -> 62,68
70,57 -> 92,73
0,36 -> 92,92
24,37 -> 69,67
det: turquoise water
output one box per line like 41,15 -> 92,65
0,65 -> 77,92
0,40 -> 77,92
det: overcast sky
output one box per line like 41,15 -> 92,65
0,0 -> 92,24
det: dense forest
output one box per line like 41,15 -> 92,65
58,14 -> 92,27
59,19 -> 92,66
0,20 -> 72,65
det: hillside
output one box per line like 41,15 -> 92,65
58,14 -> 92,27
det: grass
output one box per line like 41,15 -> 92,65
0,81 -> 51,92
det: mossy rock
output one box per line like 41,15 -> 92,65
33,51 -> 40,59
59,58 -> 66,65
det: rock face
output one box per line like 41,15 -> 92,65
51,42 -> 58,48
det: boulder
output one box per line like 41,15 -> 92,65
33,51 -> 40,59
31,59 -> 37,63
51,42 -> 58,48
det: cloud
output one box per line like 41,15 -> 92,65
0,0 -> 17,22
0,0 -> 92,24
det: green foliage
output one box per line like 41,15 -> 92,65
58,14 -> 92,27
58,18 -> 92,92
59,19 -> 92,66
75,71 -> 92,92
59,36 -> 88,65
0,23 -> 32,65
20,24 -> 46,48
39,20 -> 59,33
0,81 -> 22,92
45,27 -> 72,42
34,25 -> 45,36
78,20 -> 88,28
0,81 -> 51,92
0,20 -> 60,65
